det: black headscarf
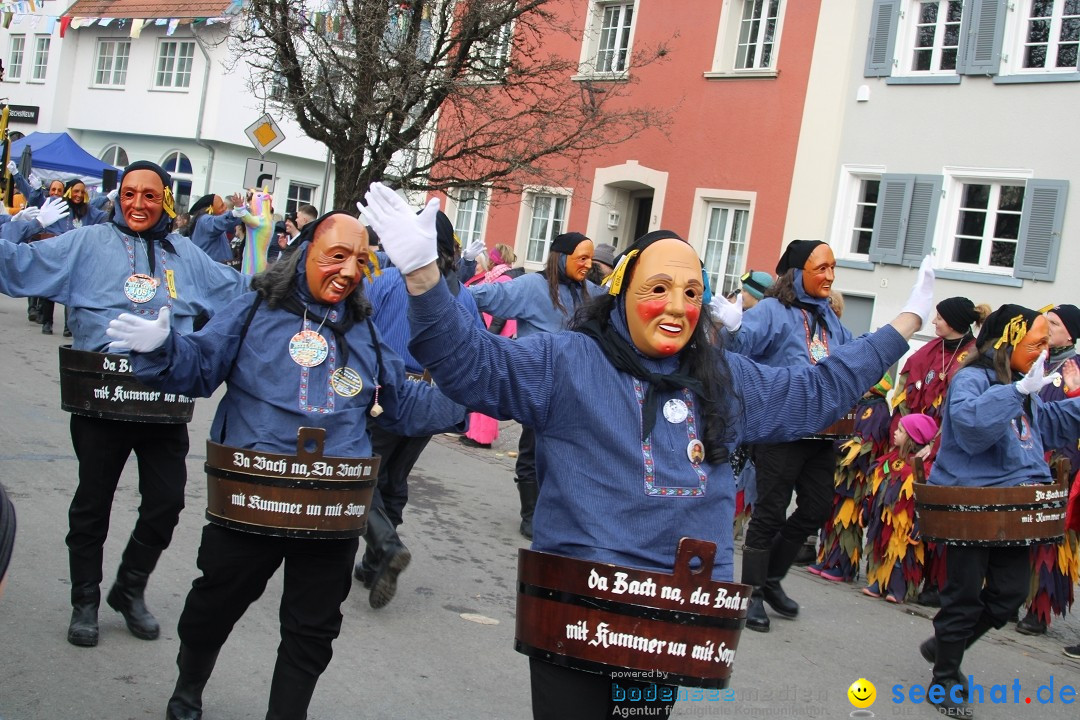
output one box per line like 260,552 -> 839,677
550,231 -> 588,255
110,161 -> 177,275
936,296 -> 979,335
1051,304 -> 1080,344
975,304 -> 1039,351
775,239 -> 826,275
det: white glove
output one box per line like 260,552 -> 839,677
709,292 -> 743,332
231,205 -> 250,218
6,161 -> 17,176
1015,351 -> 1060,396
107,188 -> 118,202
27,172 -> 43,189
37,196 -> 70,227
12,206 -> 40,223
900,254 -> 935,326
357,182 -> 439,274
106,308 -> 172,353
462,238 -> 485,261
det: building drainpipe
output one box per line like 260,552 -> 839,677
192,29 -> 215,196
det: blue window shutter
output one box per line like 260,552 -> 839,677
902,175 -> 944,265
1014,179 -> 1068,281
869,174 -> 914,264
958,0 -> 1006,75
865,0 -> 899,77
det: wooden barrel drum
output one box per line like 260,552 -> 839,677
515,538 -> 749,688
914,482 -> 1067,546
59,345 -> 195,423
804,406 -> 859,440
205,427 -> 379,539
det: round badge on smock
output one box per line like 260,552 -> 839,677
330,367 -> 363,397
687,439 -> 705,464
289,329 -> 329,367
663,398 -> 688,424
124,274 -> 159,303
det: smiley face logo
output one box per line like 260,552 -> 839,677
848,678 -> 876,708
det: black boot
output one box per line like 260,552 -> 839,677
106,534 -> 162,640
265,661 -> 319,720
741,546 -> 771,633
365,507 -> 411,609
762,536 -> 802,618
1016,609 -> 1047,636
919,614 -> 994,694
929,640 -> 973,717
516,479 -> 538,540
916,585 -> 941,607
67,585 -> 100,647
166,644 -> 221,720
352,545 -> 379,589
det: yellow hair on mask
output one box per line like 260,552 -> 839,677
993,314 -> 1029,350
606,249 -> 639,296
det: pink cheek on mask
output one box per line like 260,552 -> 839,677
686,305 -> 700,326
636,298 -> 667,323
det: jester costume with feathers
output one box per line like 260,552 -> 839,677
863,448 -> 931,602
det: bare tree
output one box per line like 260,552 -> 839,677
232,0 -> 671,209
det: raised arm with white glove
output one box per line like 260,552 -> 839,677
359,182 -> 440,270
888,254 -> 935,340
1015,351 -> 1060,396
37,196 -> 71,227
106,308 -> 172,353
709,292 -> 743,332
6,161 -> 17,176
462,238 -> 485,262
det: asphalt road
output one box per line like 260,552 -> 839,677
0,293 -> 1077,720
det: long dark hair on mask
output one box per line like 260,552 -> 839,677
569,295 -> 741,464
545,251 -> 590,317
959,341 -> 1014,385
250,244 -> 373,320
763,269 -> 799,307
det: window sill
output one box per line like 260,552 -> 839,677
571,72 -> 629,84
884,75 -> 961,85
703,69 -> 779,80
933,268 -> 1023,287
993,71 -> 1080,85
836,258 -> 875,271
90,85 -> 126,91
149,86 -> 192,93
27,79 -> 46,85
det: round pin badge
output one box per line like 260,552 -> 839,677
330,366 -> 363,397
289,329 -> 329,367
124,274 -> 158,304
686,439 -> 705,464
663,398 -> 688,424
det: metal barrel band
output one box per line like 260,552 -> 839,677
915,499 -> 1067,513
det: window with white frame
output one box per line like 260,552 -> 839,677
948,181 -> 1025,273
285,183 -> 316,218
702,203 -> 750,297
525,194 -> 567,264
1014,0 -> 1080,72
831,167 -> 886,262
469,21 -> 513,81
579,1 -> 636,76
94,39 -> 131,88
907,1 -> 964,73
31,36 -> 50,82
850,178 -> 881,256
154,40 -> 195,89
708,0 -> 786,76
452,188 -> 488,246
8,36 -> 25,80
161,151 -> 193,212
99,145 -> 129,168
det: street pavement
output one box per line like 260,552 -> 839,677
0,293 -> 1077,719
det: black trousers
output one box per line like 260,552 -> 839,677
933,545 -> 1030,644
745,440 -> 837,550
529,659 -> 676,720
368,425 -> 432,528
66,414 -> 189,588
178,523 -> 358,679
516,425 -> 537,484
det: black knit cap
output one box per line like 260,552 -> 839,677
188,194 -> 216,216
550,231 -> 589,255
434,210 -> 456,257
1050,304 -> 1080,343
120,160 -> 172,189
64,178 -> 86,192
975,303 -> 1039,349
936,296 -> 979,334
0,482 -> 15,583
775,239 -> 826,275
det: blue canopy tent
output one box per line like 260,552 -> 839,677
9,132 -> 115,185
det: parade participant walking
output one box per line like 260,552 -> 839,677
356,209 -> 482,609
108,211 -> 464,720
892,296 -> 988,607
0,160 -> 249,648
721,239 -> 857,632
917,304 -> 1080,717
861,412 -> 937,603
467,231 -> 599,538
183,192 -> 252,263
359,183 -> 933,718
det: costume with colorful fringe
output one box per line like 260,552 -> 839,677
891,334 -> 974,598
812,382 -> 892,581
864,450 -> 930,601
732,445 -> 755,540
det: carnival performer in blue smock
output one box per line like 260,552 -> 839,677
182,192 -> 251,264
359,182 -> 934,719
107,210 -> 465,720
467,230 -> 600,539
916,304 -> 1080,717
717,239 -> 856,633
355,209 -> 483,610
0,160 -> 249,651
